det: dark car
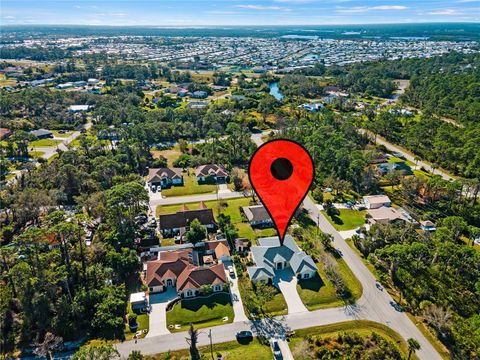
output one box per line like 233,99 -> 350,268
236,330 -> 253,343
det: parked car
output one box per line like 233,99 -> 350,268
228,265 -> 235,277
236,330 -> 253,341
270,339 -> 283,359
375,281 -> 383,291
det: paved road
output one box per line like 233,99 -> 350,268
149,191 -> 247,209
7,120 -> 92,185
116,132 -> 442,359
361,129 -> 454,181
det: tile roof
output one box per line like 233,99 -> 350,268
176,263 -> 227,291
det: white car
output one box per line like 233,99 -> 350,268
228,265 -> 235,277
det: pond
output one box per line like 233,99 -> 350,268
269,82 -> 284,101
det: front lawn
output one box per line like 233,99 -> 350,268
51,130 -> 74,138
166,292 -> 234,332
29,139 -> 62,147
297,260 -> 362,311
124,313 -> 149,340
321,209 -> 366,231
161,173 -> 217,197
153,339 -> 272,360
238,277 -> 287,318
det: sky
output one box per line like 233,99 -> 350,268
1,0 -> 480,26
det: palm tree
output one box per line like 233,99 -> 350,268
407,338 -> 421,360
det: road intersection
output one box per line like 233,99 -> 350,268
116,132 -> 442,359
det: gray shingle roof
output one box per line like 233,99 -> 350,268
247,235 -> 316,281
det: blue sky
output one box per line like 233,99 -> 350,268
2,0 -> 479,26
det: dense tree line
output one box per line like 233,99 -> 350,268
0,46 -> 70,61
353,221 -> 480,359
278,74 -> 323,98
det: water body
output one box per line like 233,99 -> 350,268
269,82 -> 284,101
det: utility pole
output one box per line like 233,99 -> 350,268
209,329 -> 214,360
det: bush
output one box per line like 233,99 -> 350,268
128,313 -> 137,327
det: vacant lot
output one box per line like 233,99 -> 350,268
29,139 -> 62,147
322,209 -> 366,231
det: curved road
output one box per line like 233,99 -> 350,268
116,131 -> 442,359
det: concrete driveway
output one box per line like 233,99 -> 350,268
223,260 -> 248,322
146,287 -> 178,337
273,269 -> 308,314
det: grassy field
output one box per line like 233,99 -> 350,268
236,222 -> 277,240
29,139 -> 62,147
149,338 -> 272,360
151,145 -> 182,167
388,156 -> 415,167
161,173 -> 217,197
28,151 -> 45,159
321,209 -> 366,231
289,320 -> 418,360
297,259 -> 362,311
166,292 -> 234,332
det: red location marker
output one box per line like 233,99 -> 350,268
248,139 -> 314,245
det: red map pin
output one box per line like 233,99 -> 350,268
248,139 -> 314,245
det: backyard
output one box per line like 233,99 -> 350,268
166,292 -> 234,332
321,208 -> 366,231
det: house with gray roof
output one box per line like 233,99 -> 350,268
247,235 -> 317,283
242,205 -> 273,228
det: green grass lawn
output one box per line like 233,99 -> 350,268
29,139 -> 62,147
238,277 -> 287,317
124,313 -> 149,341
297,259 -> 362,311
161,173 -> 217,197
157,197 -> 251,218
151,338 -> 272,360
51,130 -> 73,138
321,209 -> 366,231
28,151 -> 45,159
289,320 -> 418,360
166,292 -> 234,332
388,156 -> 415,167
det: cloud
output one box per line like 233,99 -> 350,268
235,4 -> 290,11
4,15 -> 15,19
111,13 -> 128,17
371,5 -> 407,10
74,5 -> 81,9
428,9 -> 463,15
336,5 -> 407,13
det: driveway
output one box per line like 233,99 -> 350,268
278,339 -> 295,360
273,269 -> 308,314
223,260 -> 248,323
217,183 -> 231,194
146,287 -> 178,337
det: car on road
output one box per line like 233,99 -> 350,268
236,330 -> 253,341
375,281 -> 383,291
270,339 -> 283,359
390,301 -> 403,312
228,265 -> 235,277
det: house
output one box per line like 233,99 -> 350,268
56,82 -> 73,89
68,105 -> 92,112
87,78 -> 99,85
147,167 -> 183,189
73,81 -> 87,87
367,207 -> 408,225
205,240 -> 231,262
30,129 -> 53,139
146,249 -> 227,297
363,195 -> 391,209
242,205 -> 273,228
185,101 -> 208,109
0,128 -> 12,140
129,292 -> 148,311
159,206 -> 217,238
235,238 -> 250,253
247,235 -> 317,283
192,91 -> 208,99
195,164 -> 228,184
230,95 -> 246,101
420,220 -> 436,232
298,103 -> 324,113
